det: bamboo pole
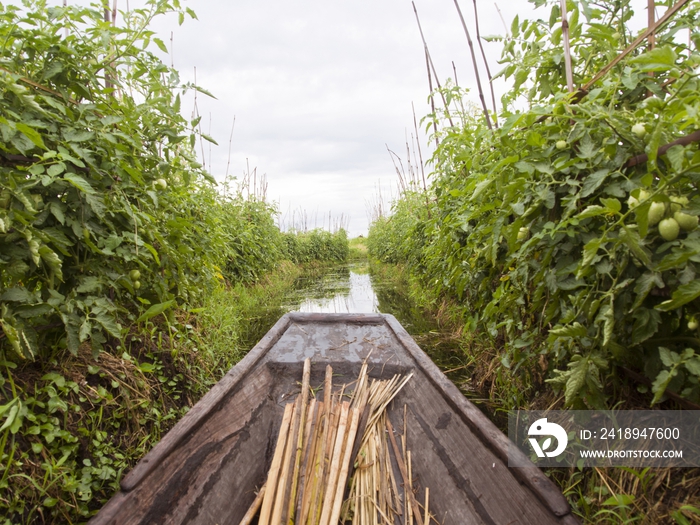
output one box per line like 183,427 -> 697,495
258,403 -> 294,525
328,405 -> 362,524
424,487 -> 430,525
452,0 -> 493,129
582,0 -> 690,91
239,483 -> 266,525
318,401 -> 351,525
648,0 -> 656,50
412,2 -> 455,129
271,398 -> 300,525
559,0 -> 575,93
472,0 -> 498,127
288,358 -> 312,521
299,401 -> 323,524
386,419 -> 423,525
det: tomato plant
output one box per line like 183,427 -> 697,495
370,0 -> 700,408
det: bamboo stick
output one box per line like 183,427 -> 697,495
411,2 -> 455,130
296,398 -> 318,520
452,0 -> 493,129
298,400 -> 321,523
424,487 -> 430,525
239,482 -> 266,525
559,0 -> 575,93
386,419 -> 423,525
258,403 -> 294,525
582,0 -> 690,91
329,404 -> 362,524
288,358 -> 312,521
471,0 -> 498,127
271,398 -> 300,525
309,389 -> 335,524
319,401 -> 351,525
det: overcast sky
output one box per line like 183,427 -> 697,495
135,0 -> 545,236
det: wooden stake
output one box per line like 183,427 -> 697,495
582,0 -> 690,91
424,487 -> 430,525
258,403 -> 294,525
386,419 -> 423,525
239,482 -> 266,525
329,405 -> 362,524
452,0 -> 493,129
319,401 -> 351,525
288,358 -> 312,521
271,398 -> 300,525
472,0 -> 498,127
559,0 -> 575,93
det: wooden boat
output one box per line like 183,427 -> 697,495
91,312 -> 579,525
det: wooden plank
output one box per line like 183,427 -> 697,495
92,363 -> 276,525
288,312 -> 385,324
383,314 -> 573,519
119,314 -> 291,492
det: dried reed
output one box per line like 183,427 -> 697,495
246,360 -> 432,525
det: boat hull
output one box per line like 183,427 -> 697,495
91,313 -> 578,525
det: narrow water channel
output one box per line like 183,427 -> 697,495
240,261 -> 496,419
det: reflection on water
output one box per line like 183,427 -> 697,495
238,260 -> 496,420
295,263 -> 378,313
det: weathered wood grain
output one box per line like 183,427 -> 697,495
91,313 -> 578,525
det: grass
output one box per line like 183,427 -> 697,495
0,261 -> 304,524
348,236 -> 369,261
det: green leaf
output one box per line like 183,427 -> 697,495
656,249 -> 694,272
630,45 -> 678,72
577,205 -> 606,219
685,358 -> 700,377
47,162 -> 66,177
601,198 -> 621,213
659,347 -> 677,367
581,169 -> 610,198
549,322 -> 587,339
201,133 -> 218,145
95,313 -> 122,338
1,288 -> 37,303
651,370 -> 673,404
631,272 -> 663,310
137,300 -> 175,323
39,246 -> 63,281
15,122 -> 47,150
63,173 -> 95,194
194,85 -> 217,99
153,37 -> 168,53
657,280 -> 700,311
620,228 -> 652,268
581,238 -> 601,269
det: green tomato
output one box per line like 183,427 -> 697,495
612,32 -> 621,39
674,211 -> 698,232
155,179 -> 168,190
632,123 -> 646,137
627,195 -> 639,209
556,140 -> 567,150
638,189 -> 650,202
129,270 -> 141,281
517,227 -> 529,241
647,201 -> 666,226
658,217 -> 680,241
689,319 -> 699,330
133,280 -> 141,290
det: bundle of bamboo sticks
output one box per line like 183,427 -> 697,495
240,358 -> 431,525
344,391 -> 435,525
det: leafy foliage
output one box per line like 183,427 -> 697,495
282,228 -> 349,264
369,0 -> 700,408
